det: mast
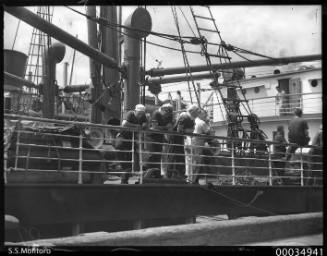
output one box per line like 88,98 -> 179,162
100,6 -> 121,123
87,6 -> 102,123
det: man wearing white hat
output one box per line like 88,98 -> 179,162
169,104 -> 200,179
116,104 -> 148,184
145,103 -> 174,174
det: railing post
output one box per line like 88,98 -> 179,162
231,140 -> 235,185
14,129 -> 21,172
78,134 -> 83,184
300,147 -> 304,186
4,148 -> 8,184
268,144 -> 273,186
132,132 -> 135,174
138,131 -> 143,184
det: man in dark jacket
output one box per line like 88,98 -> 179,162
285,108 -> 310,160
272,125 -> 288,180
116,104 -> 148,184
145,103 -> 173,171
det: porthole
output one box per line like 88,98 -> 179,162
242,89 -> 247,94
311,79 -> 318,87
254,87 -> 260,93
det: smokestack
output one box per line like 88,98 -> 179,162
4,49 -> 28,89
4,49 -> 28,112
123,7 -> 152,118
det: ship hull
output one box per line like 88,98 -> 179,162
5,184 -> 322,235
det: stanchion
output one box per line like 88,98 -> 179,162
268,144 -> 273,186
132,132 -> 135,174
78,134 -> 83,184
231,140 -> 235,185
4,149 -> 8,184
300,147 -> 304,186
139,131 -> 143,184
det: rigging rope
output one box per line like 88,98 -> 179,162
171,6 -> 201,106
201,184 -> 275,215
231,45 -> 278,61
66,6 -> 194,43
66,5 -> 275,64
201,183 -> 276,215
233,51 -> 256,63
66,5 -> 278,67
178,6 -> 197,38
12,19 -> 21,50
67,6 -> 206,56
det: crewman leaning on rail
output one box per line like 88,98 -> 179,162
169,104 -> 200,179
115,104 -> 148,184
144,103 -> 173,173
192,108 -> 211,184
284,108 -> 310,161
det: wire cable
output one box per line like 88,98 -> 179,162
171,5 -> 201,106
66,6 -> 228,57
178,6 -> 197,37
232,51 -> 257,63
232,45 -> 278,61
200,184 -> 275,215
11,19 -> 21,50
66,6 -> 196,43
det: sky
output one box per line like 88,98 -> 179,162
3,5 -> 322,102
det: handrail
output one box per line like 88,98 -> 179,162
5,114 -> 322,148
4,115 -> 322,186
205,92 -> 321,106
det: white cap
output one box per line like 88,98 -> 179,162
135,104 -> 146,112
161,103 -> 173,110
187,104 -> 199,114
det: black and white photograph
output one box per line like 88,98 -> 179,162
3,4 -> 323,250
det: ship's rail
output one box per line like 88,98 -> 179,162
206,92 -> 321,121
6,90 -> 321,123
4,89 -> 91,118
4,114 -> 322,186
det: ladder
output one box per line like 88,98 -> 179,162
24,7 -> 54,86
189,6 -> 261,147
